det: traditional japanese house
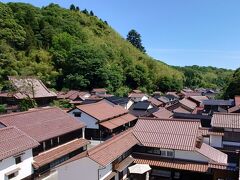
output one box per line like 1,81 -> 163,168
0,77 -> 57,106
68,101 -> 137,140
0,107 -> 88,178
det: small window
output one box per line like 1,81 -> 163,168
73,112 -> 81,117
15,156 -> 22,164
160,150 -> 166,157
7,171 -> 18,179
167,151 -> 174,157
160,150 -> 174,157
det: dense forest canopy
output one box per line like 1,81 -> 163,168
0,2 -> 234,95
174,65 -> 233,90
223,68 -> 240,98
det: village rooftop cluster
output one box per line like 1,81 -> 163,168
0,77 -> 239,180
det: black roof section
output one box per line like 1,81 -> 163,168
203,99 -> 234,106
132,100 -> 151,110
105,96 -> 129,105
173,112 -> 212,127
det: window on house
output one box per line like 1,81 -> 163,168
73,112 -> 81,117
160,150 -> 174,158
15,156 -> 22,164
7,171 -> 18,179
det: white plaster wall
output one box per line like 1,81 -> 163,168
69,109 -> 99,129
210,135 -> 222,148
141,96 -> 149,101
99,163 -> 113,180
175,150 -> 208,163
56,157 -> 99,180
127,100 -> 134,110
0,149 -> 33,180
203,137 -> 210,145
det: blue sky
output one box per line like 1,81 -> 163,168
2,0 -> 240,69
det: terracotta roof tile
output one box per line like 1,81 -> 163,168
129,93 -> 148,98
134,156 -> 209,172
0,107 -> 85,142
133,118 -> 200,151
77,101 -> 128,121
234,96 -> 240,106
196,143 -> 228,164
0,126 -> 39,160
147,97 -> 163,107
88,129 -> 139,166
189,96 -> 209,104
173,106 -> 191,114
211,112 -> 240,129
179,98 -> 197,110
92,88 -> 107,93
33,138 -> 89,169
100,113 -> 137,130
152,108 -> 173,119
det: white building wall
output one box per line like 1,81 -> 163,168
56,157 -> 99,180
175,150 -> 209,162
127,100 -> 134,110
69,109 -> 99,129
203,137 -> 210,145
99,163 -> 113,180
210,135 -> 222,148
0,149 -> 33,180
141,96 -> 149,101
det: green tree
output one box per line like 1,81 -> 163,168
90,10 -> 94,16
126,29 -> 146,53
224,68 -> 240,98
70,4 -> 75,11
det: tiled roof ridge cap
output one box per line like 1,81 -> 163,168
0,107 -> 58,119
138,117 -> 201,123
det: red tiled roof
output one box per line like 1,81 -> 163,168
196,143 -> 228,164
0,126 -> 39,160
152,108 -> 173,119
59,90 -> 90,100
189,96 -> 209,104
92,88 -> 107,93
134,156 -> 209,172
211,112 -> 240,129
180,98 -> 197,110
100,113 -> 137,130
180,90 -> 202,97
33,138 -> 89,169
173,106 -> 191,114
88,129 -> 139,166
9,76 -> 57,99
148,97 -> 163,107
235,96 -> 240,106
76,101 -> 128,121
133,153 -> 227,172
198,127 -> 224,136
0,107 -> 85,142
228,105 -> 240,113
133,118 -> 200,151
129,93 -> 148,98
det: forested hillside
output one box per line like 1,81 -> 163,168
0,2 -> 233,94
175,65 -> 233,90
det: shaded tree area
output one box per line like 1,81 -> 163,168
223,68 -> 240,98
175,65 -> 233,90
